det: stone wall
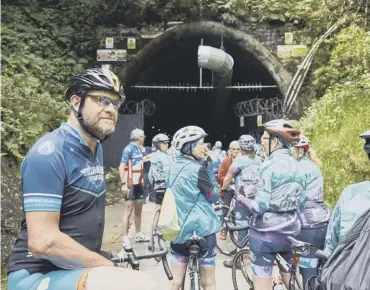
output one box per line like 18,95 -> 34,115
1,157 -> 23,267
95,21 -> 311,75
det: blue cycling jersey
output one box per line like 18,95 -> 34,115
148,149 -> 170,190
297,157 -> 331,228
324,181 -> 370,255
227,155 -> 262,198
239,149 -> 307,235
8,123 -> 106,274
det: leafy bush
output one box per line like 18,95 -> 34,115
297,26 -> 370,206
1,4 -> 92,169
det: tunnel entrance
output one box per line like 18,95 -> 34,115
121,21 -> 291,146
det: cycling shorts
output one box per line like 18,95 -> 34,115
8,268 -> 88,290
171,234 -> 217,267
249,229 -> 295,277
125,183 -> 145,202
154,189 -> 166,205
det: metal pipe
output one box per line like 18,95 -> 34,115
200,38 -> 203,88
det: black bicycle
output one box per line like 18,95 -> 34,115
304,250 -> 329,290
179,232 -> 208,290
231,226 -> 314,290
111,232 -> 173,281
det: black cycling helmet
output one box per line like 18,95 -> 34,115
360,130 -> 370,159
64,68 -> 125,142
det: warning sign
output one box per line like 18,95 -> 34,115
105,37 -> 114,49
257,115 -> 262,126
127,38 -> 136,50
240,117 -> 245,127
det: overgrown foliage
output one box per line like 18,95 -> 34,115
297,26 -> 370,206
1,2 -> 96,169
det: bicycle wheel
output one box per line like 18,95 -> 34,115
305,276 -> 317,290
232,249 -> 253,290
216,222 -> 238,256
190,271 -> 200,290
148,207 -> 161,252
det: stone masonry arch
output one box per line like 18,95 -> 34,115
122,21 -> 292,96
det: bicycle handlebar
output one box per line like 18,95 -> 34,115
111,236 -> 173,280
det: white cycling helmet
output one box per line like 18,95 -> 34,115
229,140 -> 240,149
214,141 -> 222,149
130,128 -> 145,140
294,135 -> 310,150
152,133 -> 170,148
172,126 -> 207,153
239,135 -> 256,151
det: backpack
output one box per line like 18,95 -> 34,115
318,208 -> 370,290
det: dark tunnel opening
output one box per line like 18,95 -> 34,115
124,34 -> 282,147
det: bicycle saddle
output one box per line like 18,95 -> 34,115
287,236 -> 312,249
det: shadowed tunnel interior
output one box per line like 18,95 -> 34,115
124,34 -> 282,146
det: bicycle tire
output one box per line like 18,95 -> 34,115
216,222 -> 237,256
190,271 -> 200,290
232,249 -> 253,290
305,276 -> 317,290
148,207 -> 161,252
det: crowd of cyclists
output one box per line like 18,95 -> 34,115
6,68 -> 370,290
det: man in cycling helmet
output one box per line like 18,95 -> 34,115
7,69 -> 157,290
168,126 -> 220,290
119,128 -> 150,243
149,133 -> 171,208
221,135 -> 262,268
324,129 -> 370,256
236,120 -> 306,289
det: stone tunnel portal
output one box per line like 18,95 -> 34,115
122,22 -> 292,146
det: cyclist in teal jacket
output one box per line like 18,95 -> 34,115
148,133 -> 171,209
236,120 -> 306,290
292,135 -> 331,287
167,126 -> 220,290
324,130 -> 370,256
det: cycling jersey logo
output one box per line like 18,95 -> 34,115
37,140 -> 55,155
80,161 -> 104,188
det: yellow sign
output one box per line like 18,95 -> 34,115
240,117 -> 245,127
285,32 -> 293,44
127,37 -> 136,50
105,37 -> 114,49
257,115 -> 262,126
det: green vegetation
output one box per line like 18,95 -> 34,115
297,26 -> 370,206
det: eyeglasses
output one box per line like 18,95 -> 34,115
87,95 -> 124,110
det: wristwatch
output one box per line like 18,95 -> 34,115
121,182 -> 127,185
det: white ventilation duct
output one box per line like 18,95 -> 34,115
197,45 -> 234,73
